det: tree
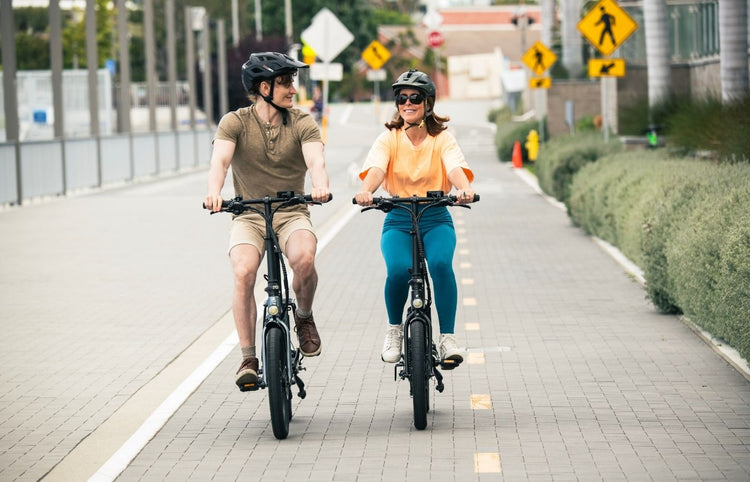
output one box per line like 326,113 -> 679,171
719,0 -> 749,103
643,0 -> 670,110
61,0 -> 116,69
561,0 -> 584,78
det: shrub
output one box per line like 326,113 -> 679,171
494,119 -> 539,164
567,154 -> 750,361
535,132 -> 622,204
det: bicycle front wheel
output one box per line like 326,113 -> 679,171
266,325 -> 291,439
408,319 -> 430,430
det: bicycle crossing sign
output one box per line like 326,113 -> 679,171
577,0 -> 638,56
588,58 -> 626,77
521,41 -> 557,76
362,40 -> 391,70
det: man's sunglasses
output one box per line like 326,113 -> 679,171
396,93 -> 425,105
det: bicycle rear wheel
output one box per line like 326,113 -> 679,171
266,325 -> 291,439
408,319 -> 430,430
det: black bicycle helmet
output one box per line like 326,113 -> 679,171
392,69 -> 437,128
241,51 -> 307,92
241,51 -> 307,124
391,69 -> 436,100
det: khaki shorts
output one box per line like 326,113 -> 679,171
228,209 -> 315,256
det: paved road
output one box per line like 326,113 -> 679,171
1,100 -> 749,481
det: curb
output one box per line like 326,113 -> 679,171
510,165 -> 750,382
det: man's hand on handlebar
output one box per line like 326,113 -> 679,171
204,193 -> 224,213
309,187 -> 332,204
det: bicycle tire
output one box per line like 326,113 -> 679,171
266,325 -> 291,439
408,319 -> 430,430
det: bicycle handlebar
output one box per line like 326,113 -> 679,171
351,191 -> 480,210
203,192 -> 333,214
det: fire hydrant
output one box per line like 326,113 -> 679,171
525,129 -> 539,162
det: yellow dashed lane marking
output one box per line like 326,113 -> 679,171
458,248 -> 470,255
474,452 -> 501,473
471,394 -> 491,409
467,352 -> 485,364
463,297 -> 477,306
460,262 -> 472,269
461,278 -> 474,285
465,322 -> 480,331
456,227 -> 467,234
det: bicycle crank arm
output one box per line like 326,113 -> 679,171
294,375 -> 307,399
433,366 -> 445,393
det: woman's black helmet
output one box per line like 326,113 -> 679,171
241,51 -> 307,92
391,69 -> 436,100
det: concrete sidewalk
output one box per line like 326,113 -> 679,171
122,117 -> 750,480
1,101 -> 749,481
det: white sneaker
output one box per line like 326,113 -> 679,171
438,334 -> 463,368
381,324 -> 403,363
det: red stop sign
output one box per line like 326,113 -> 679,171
427,30 -> 444,48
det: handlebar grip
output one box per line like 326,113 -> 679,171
306,193 -> 333,203
201,200 -> 232,208
473,194 -> 480,202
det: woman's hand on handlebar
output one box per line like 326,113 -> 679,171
455,188 -> 476,205
204,193 -> 224,212
353,190 -> 374,207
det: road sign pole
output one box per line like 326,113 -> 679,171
602,77 -> 609,143
322,60 -> 330,142
374,79 -> 380,122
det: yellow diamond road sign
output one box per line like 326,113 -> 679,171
578,0 -> 638,56
522,41 -> 557,76
362,40 -> 391,71
588,58 -> 626,77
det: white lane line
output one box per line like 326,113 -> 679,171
89,333 -> 238,482
87,202 -> 357,482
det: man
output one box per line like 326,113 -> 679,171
204,52 -> 330,390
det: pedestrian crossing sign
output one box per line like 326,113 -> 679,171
522,41 -> 557,76
577,0 -> 638,57
362,40 -> 391,71
588,58 -> 626,77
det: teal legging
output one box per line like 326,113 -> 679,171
380,206 -> 457,334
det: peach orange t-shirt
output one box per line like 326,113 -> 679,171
359,127 -> 474,197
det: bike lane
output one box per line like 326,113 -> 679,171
119,111 -> 749,480
2,100 -> 748,481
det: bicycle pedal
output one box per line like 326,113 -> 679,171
440,359 -> 461,370
239,382 -> 259,392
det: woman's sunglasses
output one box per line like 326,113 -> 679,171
396,93 -> 425,105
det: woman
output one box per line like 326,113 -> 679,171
353,69 -> 476,368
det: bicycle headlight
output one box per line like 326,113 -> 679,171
268,305 -> 279,316
412,298 -> 424,309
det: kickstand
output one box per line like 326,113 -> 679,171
295,375 -> 307,399
433,366 -> 444,392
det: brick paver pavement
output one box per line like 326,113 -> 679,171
1,101 -> 749,481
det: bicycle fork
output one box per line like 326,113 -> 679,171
395,312 -> 445,393
250,303 -> 307,399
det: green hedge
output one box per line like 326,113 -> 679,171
494,119 -> 538,164
535,132 -> 623,204
566,155 -> 750,362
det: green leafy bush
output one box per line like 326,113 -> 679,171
494,119 -> 538,164
535,132 -> 622,204
566,155 -> 750,361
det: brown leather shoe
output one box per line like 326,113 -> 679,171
294,312 -> 321,357
235,357 -> 259,391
